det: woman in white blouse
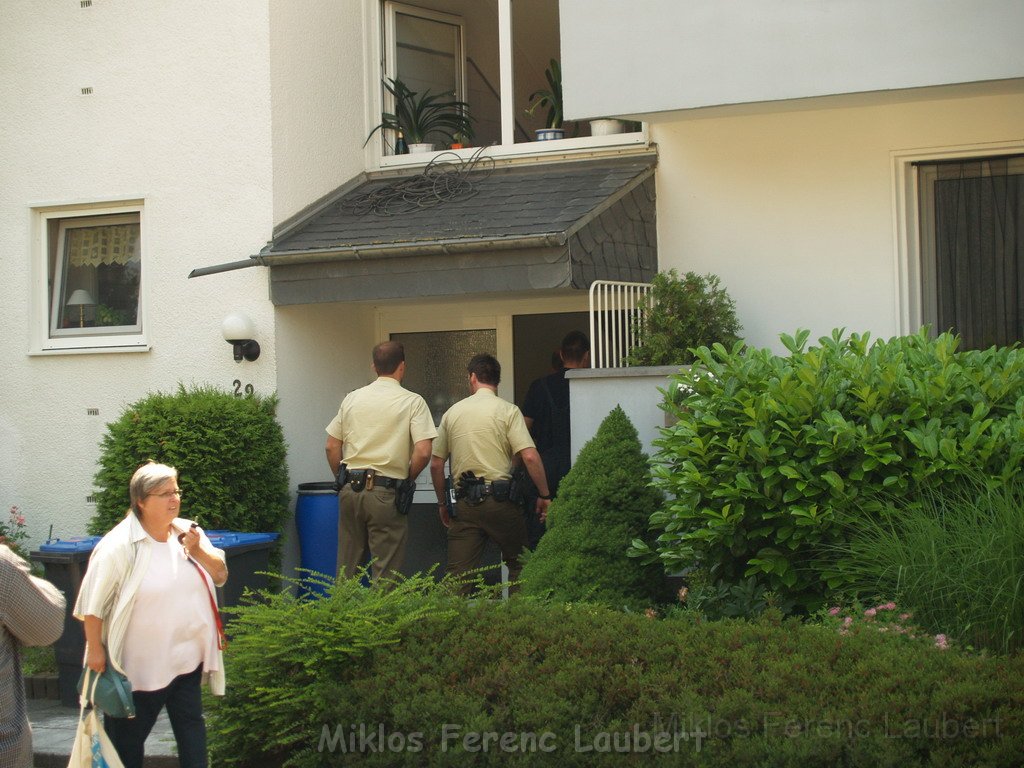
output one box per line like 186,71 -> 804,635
74,462 -> 228,768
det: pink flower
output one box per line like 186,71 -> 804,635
644,608 -> 657,619
842,616 -> 853,628
15,515 -> 25,526
828,606 -> 841,616
878,602 -> 897,611
864,608 -> 877,618
899,613 -> 912,621
934,634 -> 949,650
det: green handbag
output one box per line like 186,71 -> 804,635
78,665 -> 136,719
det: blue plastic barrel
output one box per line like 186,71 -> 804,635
295,481 -> 339,597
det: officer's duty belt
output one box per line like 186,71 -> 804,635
347,469 -> 400,491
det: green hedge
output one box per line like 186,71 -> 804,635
519,406 -> 668,608
634,330 -> 1024,610
89,385 -> 289,535
208,590 -> 1024,767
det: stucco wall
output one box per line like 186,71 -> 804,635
560,0 -> 1024,119
0,1 -> 276,544
651,86 -> 1024,352
269,1 -> 368,224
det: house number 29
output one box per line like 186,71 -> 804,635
232,380 -> 254,397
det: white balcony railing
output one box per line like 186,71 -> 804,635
588,280 -> 653,368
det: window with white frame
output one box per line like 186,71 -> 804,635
36,206 -> 145,352
372,0 -> 643,159
917,154 -> 1024,350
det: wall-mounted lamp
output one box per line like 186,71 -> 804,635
222,312 -> 260,362
66,289 -> 97,328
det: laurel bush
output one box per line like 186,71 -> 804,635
633,329 -> 1024,611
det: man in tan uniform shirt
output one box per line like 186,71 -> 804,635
430,353 -> 552,593
325,341 -> 437,584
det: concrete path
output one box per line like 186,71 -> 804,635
28,698 -> 178,767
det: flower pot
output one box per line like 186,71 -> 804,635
590,118 -> 626,136
408,142 -> 435,153
535,128 -> 565,141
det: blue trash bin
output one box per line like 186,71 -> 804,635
204,530 -> 280,609
33,536 -> 102,706
295,482 -> 339,597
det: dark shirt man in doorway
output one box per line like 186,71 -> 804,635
521,330 -> 590,546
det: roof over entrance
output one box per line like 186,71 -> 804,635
250,153 -> 656,305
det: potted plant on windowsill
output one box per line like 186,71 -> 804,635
365,78 -> 474,155
526,59 -> 564,141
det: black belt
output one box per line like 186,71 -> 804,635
347,469 -> 400,490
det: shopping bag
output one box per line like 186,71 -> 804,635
68,707 -> 125,768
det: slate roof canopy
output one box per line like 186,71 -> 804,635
254,153 -> 657,305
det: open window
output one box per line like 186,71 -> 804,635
372,0 -> 644,161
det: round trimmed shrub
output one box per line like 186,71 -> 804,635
519,406 -> 668,607
88,385 -> 289,535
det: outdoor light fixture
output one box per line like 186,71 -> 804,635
222,312 -> 260,362
66,289 -> 96,328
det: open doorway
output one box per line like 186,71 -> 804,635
512,311 -> 589,408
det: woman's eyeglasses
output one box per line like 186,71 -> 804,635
151,490 -> 183,499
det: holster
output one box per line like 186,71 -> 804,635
395,479 -> 415,516
457,472 -> 486,505
491,480 -> 511,503
334,463 -> 349,492
444,476 -> 457,519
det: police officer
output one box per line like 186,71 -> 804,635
325,341 -> 437,585
429,353 -> 552,593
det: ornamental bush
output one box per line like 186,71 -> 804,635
518,406 -> 668,608
208,593 -> 1024,767
634,329 -> 1024,611
89,385 -> 289,535
624,270 -> 742,367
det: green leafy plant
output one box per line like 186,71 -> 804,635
633,329 -> 1024,611
519,406 -> 669,608
834,475 -> 1024,653
209,595 -> 1024,767
525,58 -> 563,129
624,270 -> 742,367
365,77 -> 474,148
89,385 -> 289,535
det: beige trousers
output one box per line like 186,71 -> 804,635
337,485 -> 407,585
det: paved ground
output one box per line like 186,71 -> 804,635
28,698 -> 178,768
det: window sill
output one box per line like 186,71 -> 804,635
378,131 -> 649,169
31,339 -> 151,356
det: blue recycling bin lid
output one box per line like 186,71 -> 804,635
38,536 -> 102,553
204,530 -> 280,549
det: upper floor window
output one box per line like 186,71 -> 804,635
371,0 -> 644,163
32,203 -> 147,354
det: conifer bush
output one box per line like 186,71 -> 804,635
519,406 -> 667,607
89,385 -> 289,534
634,329 -> 1024,611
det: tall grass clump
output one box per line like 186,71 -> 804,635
836,475 -> 1024,654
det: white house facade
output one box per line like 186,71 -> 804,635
3,1 -> 1022,578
